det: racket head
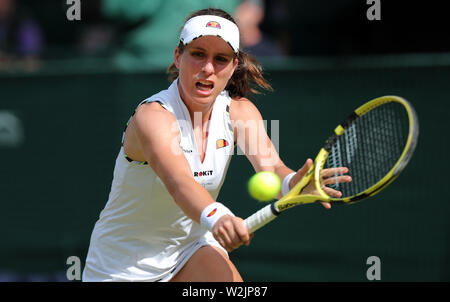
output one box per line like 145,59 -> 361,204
315,95 -> 419,204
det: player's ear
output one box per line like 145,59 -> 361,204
230,56 -> 238,75
174,47 -> 181,69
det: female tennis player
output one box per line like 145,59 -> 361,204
83,8 -> 350,282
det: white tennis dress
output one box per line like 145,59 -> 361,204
83,79 -> 235,281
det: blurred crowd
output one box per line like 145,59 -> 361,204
0,0 -> 44,71
0,0 -> 290,72
80,0 -> 288,68
0,0 -> 448,73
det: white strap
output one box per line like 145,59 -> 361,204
281,172 -> 296,196
200,202 -> 235,232
180,15 -> 240,53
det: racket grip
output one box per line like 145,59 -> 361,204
244,204 -> 278,233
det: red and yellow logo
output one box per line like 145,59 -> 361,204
207,208 -> 217,217
206,21 -> 221,29
216,139 -> 229,149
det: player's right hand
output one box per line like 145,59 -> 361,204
212,215 -> 253,252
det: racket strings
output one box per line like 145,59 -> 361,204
324,102 -> 410,198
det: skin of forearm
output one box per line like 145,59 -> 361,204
164,175 -> 216,223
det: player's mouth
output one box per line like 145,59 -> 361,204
195,80 -> 214,95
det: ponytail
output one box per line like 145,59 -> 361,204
225,51 -> 272,98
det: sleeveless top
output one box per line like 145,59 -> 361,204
82,79 -> 235,281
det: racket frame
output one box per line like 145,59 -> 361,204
245,95 -> 419,233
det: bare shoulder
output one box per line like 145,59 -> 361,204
229,97 -> 263,122
135,101 -> 171,115
130,101 -> 179,148
123,101 -> 179,162
134,101 -> 176,128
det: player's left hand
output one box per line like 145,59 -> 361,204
290,159 -> 351,209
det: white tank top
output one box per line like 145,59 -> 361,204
83,79 -> 235,281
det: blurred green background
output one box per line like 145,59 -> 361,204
0,0 -> 449,281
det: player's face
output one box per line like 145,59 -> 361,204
174,35 -> 238,108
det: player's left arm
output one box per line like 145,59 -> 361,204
229,98 -> 295,199
229,98 -> 336,206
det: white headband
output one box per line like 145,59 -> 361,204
180,15 -> 240,53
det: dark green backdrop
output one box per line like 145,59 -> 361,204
0,55 -> 449,281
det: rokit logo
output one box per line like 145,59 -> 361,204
193,170 -> 213,177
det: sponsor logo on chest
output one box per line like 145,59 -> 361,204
193,170 -> 213,177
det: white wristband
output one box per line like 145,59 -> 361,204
281,172 -> 296,196
200,202 -> 235,232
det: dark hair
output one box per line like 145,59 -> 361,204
167,8 -> 272,98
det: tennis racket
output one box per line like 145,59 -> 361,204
244,95 -> 419,233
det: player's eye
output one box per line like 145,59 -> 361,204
191,51 -> 205,58
215,56 -> 230,63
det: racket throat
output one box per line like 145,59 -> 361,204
270,202 -> 281,216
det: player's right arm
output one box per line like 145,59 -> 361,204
126,102 -> 250,251
128,102 -> 211,220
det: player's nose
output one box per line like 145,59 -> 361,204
202,58 -> 214,74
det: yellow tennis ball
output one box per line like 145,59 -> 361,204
248,171 -> 281,202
